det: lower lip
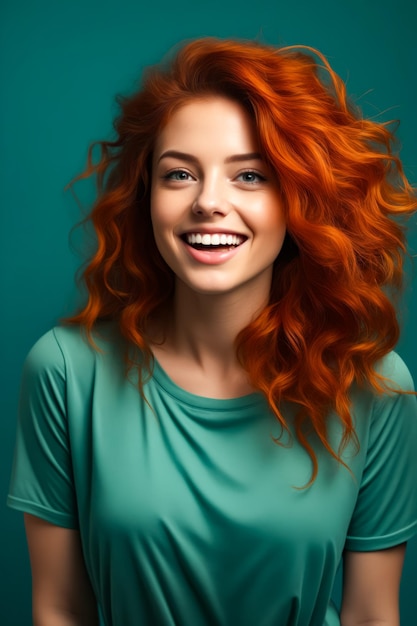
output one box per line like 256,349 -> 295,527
183,241 -> 243,265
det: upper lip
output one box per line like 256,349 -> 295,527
180,227 -> 247,236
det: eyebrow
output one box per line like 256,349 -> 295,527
157,150 -> 263,164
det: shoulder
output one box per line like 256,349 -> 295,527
349,351 -> 415,420
346,352 -> 417,550
367,351 -> 417,431
347,351 -> 416,450
23,328 -> 66,383
369,351 -> 416,427
358,351 -> 417,448
374,351 -> 415,393
23,322 -> 124,382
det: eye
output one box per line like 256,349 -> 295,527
236,170 -> 266,184
163,169 -> 195,182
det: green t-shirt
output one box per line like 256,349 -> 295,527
7,325 -> 417,626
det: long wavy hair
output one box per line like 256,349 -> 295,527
68,38 -> 417,481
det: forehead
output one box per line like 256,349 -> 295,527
154,96 -> 259,156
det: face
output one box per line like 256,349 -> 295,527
150,97 -> 286,300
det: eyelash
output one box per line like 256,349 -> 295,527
163,169 -> 195,181
162,169 -> 267,184
236,170 -> 266,184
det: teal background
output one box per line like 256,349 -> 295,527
1,1 -> 416,624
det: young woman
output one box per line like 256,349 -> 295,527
8,38 -> 417,626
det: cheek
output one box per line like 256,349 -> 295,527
259,204 -> 287,257
150,187 -> 188,228
150,211 -> 169,259
267,228 -> 287,260
150,185 -> 161,222
150,191 -> 170,237
254,198 -> 286,235
150,193 -> 181,266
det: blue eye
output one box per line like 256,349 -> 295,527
237,171 -> 266,184
164,170 -> 193,181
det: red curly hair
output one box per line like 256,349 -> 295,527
68,38 -> 417,481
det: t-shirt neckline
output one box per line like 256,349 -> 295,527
151,356 -> 267,411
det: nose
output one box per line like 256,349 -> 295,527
192,174 -> 230,217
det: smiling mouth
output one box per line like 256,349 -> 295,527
182,232 -> 247,250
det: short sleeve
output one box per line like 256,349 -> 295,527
7,329 -> 78,528
345,353 -> 417,551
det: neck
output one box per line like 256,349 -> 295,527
169,278 -> 270,363
149,278 -> 271,398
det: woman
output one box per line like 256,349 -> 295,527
8,38 -> 417,625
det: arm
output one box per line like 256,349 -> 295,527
24,514 -> 99,626
340,544 -> 406,626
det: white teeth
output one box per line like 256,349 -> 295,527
186,233 -> 243,246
